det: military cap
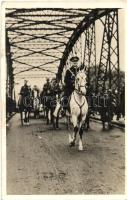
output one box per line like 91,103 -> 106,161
70,56 -> 79,62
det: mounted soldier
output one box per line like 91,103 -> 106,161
18,80 -> 31,125
40,78 -> 50,99
40,78 -> 53,124
20,80 -> 30,98
43,78 -> 51,96
50,78 -> 62,98
49,78 -> 62,128
64,56 -> 80,98
19,80 -> 32,110
63,56 -> 83,109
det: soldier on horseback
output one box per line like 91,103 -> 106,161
19,80 -> 32,109
63,56 -> 83,109
43,78 -> 51,95
18,80 -> 31,125
40,78 -> 52,124
49,78 -> 62,128
64,56 -> 79,98
20,80 -> 29,98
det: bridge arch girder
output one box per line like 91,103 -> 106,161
57,8 -> 117,81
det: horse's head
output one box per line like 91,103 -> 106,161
75,71 -> 87,95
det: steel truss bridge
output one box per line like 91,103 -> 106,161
6,8 -> 120,99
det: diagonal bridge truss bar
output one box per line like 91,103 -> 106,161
83,23 -> 96,92
96,10 -> 120,94
57,8 -> 116,80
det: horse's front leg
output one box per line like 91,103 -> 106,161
79,125 -> 83,151
25,110 -> 29,124
24,111 -> 27,123
27,111 -> 30,124
51,108 -> 55,128
78,115 -> 86,151
55,109 -> 60,129
65,110 -> 70,130
69,115 -> 78,147
66,115 -> 69,130
46,108 -> 49,124
20,111 -> 23,126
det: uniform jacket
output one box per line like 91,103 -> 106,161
20,84 -> 30,97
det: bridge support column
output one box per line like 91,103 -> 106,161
83,22 -> 96,92
96,10 -> 120,95
6,30 -> 14,99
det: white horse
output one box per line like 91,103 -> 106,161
69,70 -> 88,151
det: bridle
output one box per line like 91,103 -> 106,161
75,74 -> 86,95
67,68 -> 75,77
75,88 -> 86,96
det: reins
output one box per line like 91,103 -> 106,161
67,68 -> 76,77
73,91 -> 86,110
74,88 -> 85,96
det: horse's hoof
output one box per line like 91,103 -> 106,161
78,147 -> 83,151
69,141 -> 75,147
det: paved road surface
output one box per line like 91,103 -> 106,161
7,114 -> 125,194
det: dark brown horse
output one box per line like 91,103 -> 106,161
18,94 -> 31,125
41,80 -> 61,128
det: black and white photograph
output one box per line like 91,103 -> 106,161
1,1 -> 126,198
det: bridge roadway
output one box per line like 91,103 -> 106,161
7,114 -> 125,194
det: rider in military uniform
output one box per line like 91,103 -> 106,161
64,56 -> 79,97
19,80 -> 32,111
20,80 -> 30,97
51,78 -> 62,97
43,78 -> 51,95
63,56 -> 84,109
